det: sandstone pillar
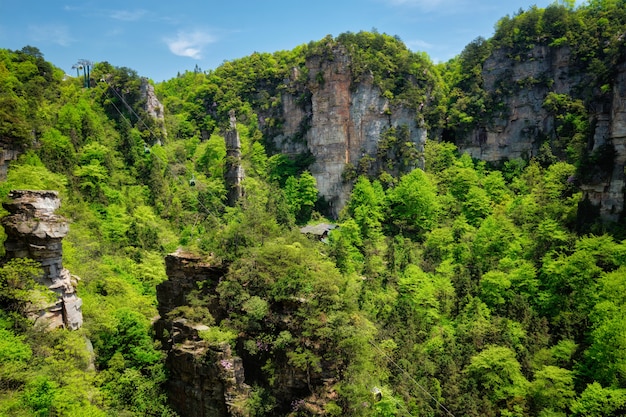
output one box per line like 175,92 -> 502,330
1,190 -> 82,329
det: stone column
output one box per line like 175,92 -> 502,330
1,190 -> 83,329
224,110 -> 245,206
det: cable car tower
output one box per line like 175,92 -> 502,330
73,59 -> 92,88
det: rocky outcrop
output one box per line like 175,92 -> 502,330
140,78 -> 165,121
459,45 -> 584,161
156,250 -> 248,417
581,60 -> 626,221
0,138 -> 24,180
156,249 -> 341,416
1,190 -> 82,329
224,111 -> 245,207
140,77 -> 167,139
165,319 -> 248,417
458,44 -> 626,220
270,45 -> 426,217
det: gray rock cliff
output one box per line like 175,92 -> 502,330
156,249 -> 341,416
268,45 -> 426,217
458,44 -> 626,220
140,77 -> 167,139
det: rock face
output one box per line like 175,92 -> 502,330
156,250 -> 339,416
0,138 -> 24,180
460,45 -> 577,161
458,45 -> 626,220
224,111 -> 245,207
1,190 -> 83,329
140,77 -> 167,139
155,250 -> 248,417
583,60 -> 626,221
270,45 -> 426,217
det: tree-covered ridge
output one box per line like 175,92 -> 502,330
1,1 -> 626,415
0,47 -> 64,147
157,30 -> 444,148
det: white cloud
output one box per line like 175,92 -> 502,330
406,39 -> 434,50
28,24 -> 73,46
164,30 -> 216,59
109,9 -> 148,22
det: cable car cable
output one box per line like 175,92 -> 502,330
369,340 -> 456,417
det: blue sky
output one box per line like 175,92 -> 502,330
1,0 -> 579,83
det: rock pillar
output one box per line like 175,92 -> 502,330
156,250 -> 248,417
224,110 -> 245,206
1,190 -> 83,329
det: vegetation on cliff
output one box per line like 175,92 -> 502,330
1,1 -> 626,416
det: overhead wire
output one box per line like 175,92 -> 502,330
100,78 -> 161,143
100,77 -> 225,240
102,87 -> 134,130
369,340 -> 456,417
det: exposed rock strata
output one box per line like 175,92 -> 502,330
270,45 -> 426,217
157,250 -> 338,416
156,250 -> 248,417
459,45 -> 626,220
140,77 -> 167,139
224,111 -> 245,207
582,60 -> 626,221
0,138 -> 24,181
1,190 -> 82,329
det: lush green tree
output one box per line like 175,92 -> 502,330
571,383 -> 626,417
583,265 -> 626,386
95,308 -> 162,370
345,176 -> 386,242
529,365 -> 576,415
465,345 -> 529,412
387,168 -> 440,237
0,258 -> 45,314
283,171 -> 318,224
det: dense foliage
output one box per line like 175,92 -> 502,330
1,2 -> 626,415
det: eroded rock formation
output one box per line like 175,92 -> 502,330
224,111 -> 245,207
460,45 -> 576,161
582,60 -> 626,221
0,138 -> 22,181
156,249 -> 340,416
140,77 -> 167,139
458,44 -> 626,220
1,190 -> 82,329
155,250 -> 248,417
270,45 -> 426,217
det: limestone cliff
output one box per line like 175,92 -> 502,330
584,60 -> 626,221
268,45 -> 427,217
456,44 -> 626,220
1,190 -> 83,329
155,250 -> 248,417
156,250 -> 341,416
140,77 -> 167,139
0,136 -> 26,181
459,45 -> 575,161
225,111 -> 245,207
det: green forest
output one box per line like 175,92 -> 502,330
2,1 -> 626,416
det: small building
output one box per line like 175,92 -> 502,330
299,223 -> 337,242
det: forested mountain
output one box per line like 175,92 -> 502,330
2,1 -> 626,416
